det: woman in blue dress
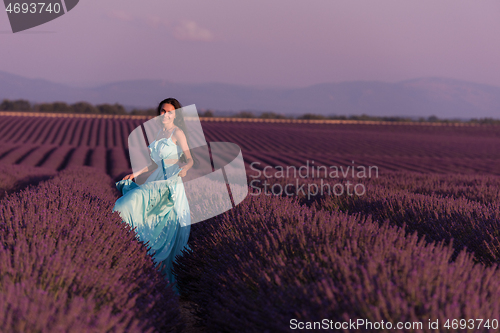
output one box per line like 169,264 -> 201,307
113,98 -> 193,291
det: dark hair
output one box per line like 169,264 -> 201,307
157,98 -> 193,164
157,98 -> 182,114
157,98 -> 186,132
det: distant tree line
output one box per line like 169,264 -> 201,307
0,99 -> 128,115
2,99 -> 500,124
230,111 -> 500,124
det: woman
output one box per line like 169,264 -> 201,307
113,98 -> 193,292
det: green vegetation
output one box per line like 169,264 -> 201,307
0,99 -> 127,115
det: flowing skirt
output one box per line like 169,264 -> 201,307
113,164 -> 191,291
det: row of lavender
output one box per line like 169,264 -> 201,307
0,116 -> 138,148
0,163 -> 183,332
312,173 -> 500,266
3,115 -> 500,177
247,172 -> 500,265
175,172 -> 500,332
0,116 -> 138,179
0,163 -> 56,200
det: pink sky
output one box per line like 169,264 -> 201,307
1,0 -> 499,88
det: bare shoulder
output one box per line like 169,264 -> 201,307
172,127 -> 187,144
174,126 -> 184,134
173,127 -> 186,138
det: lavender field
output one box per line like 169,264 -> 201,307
2,113 -> 500,332
2,114 -> 500,177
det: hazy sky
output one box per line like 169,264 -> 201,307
1,0 -> 499,88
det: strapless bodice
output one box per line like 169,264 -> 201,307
149,137 -> 183,179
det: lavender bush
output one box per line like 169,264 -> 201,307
0,161 -> 56,200
316,176 -> 500,265
0,166 -> 183,332
356,172 -> 500,205
249,172 -> 500,265
175,193 -> 500,332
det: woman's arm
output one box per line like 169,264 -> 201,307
174,129 -> 193,177
122,162 -> 157,180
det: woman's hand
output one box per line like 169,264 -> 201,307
178,166 -> 188,178
122,173 -> 135,180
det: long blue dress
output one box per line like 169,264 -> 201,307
112,128 -> 191,290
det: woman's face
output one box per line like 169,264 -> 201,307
160,103 -> 176,127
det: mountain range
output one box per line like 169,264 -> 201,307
1,70 -> 499,118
